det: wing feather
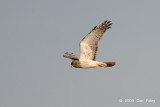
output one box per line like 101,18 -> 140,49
79,20 -> 112,60
63,52 -> 79,60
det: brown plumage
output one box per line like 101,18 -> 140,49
63,20 -> 115,68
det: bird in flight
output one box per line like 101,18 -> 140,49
63,20 -> 115,68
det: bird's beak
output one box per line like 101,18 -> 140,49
71,65 -> 73,68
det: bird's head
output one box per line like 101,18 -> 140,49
71,60 -> 79,68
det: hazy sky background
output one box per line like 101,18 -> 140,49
0,0 -> 160,107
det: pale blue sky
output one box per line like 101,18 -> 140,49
0,0 -> 160,107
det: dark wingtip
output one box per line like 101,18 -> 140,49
63,52 -> 68,57
104,20 -> 108,23
108,23 -> 112,26
107,21 -> 111,23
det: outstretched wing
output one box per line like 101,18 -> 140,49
79,20 -> 112,61
63,52 -> 79,60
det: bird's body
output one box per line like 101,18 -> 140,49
71,59 -> 106,68
63,20 -> 115,68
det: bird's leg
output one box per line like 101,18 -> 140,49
98,63 -> 107,67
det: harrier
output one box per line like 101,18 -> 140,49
63,20 -> 115,68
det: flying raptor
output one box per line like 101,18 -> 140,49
63,20 -> 115,68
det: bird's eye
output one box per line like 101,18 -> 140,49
75,61 -> 78,64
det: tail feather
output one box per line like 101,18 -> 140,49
103,62 -> 116,67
